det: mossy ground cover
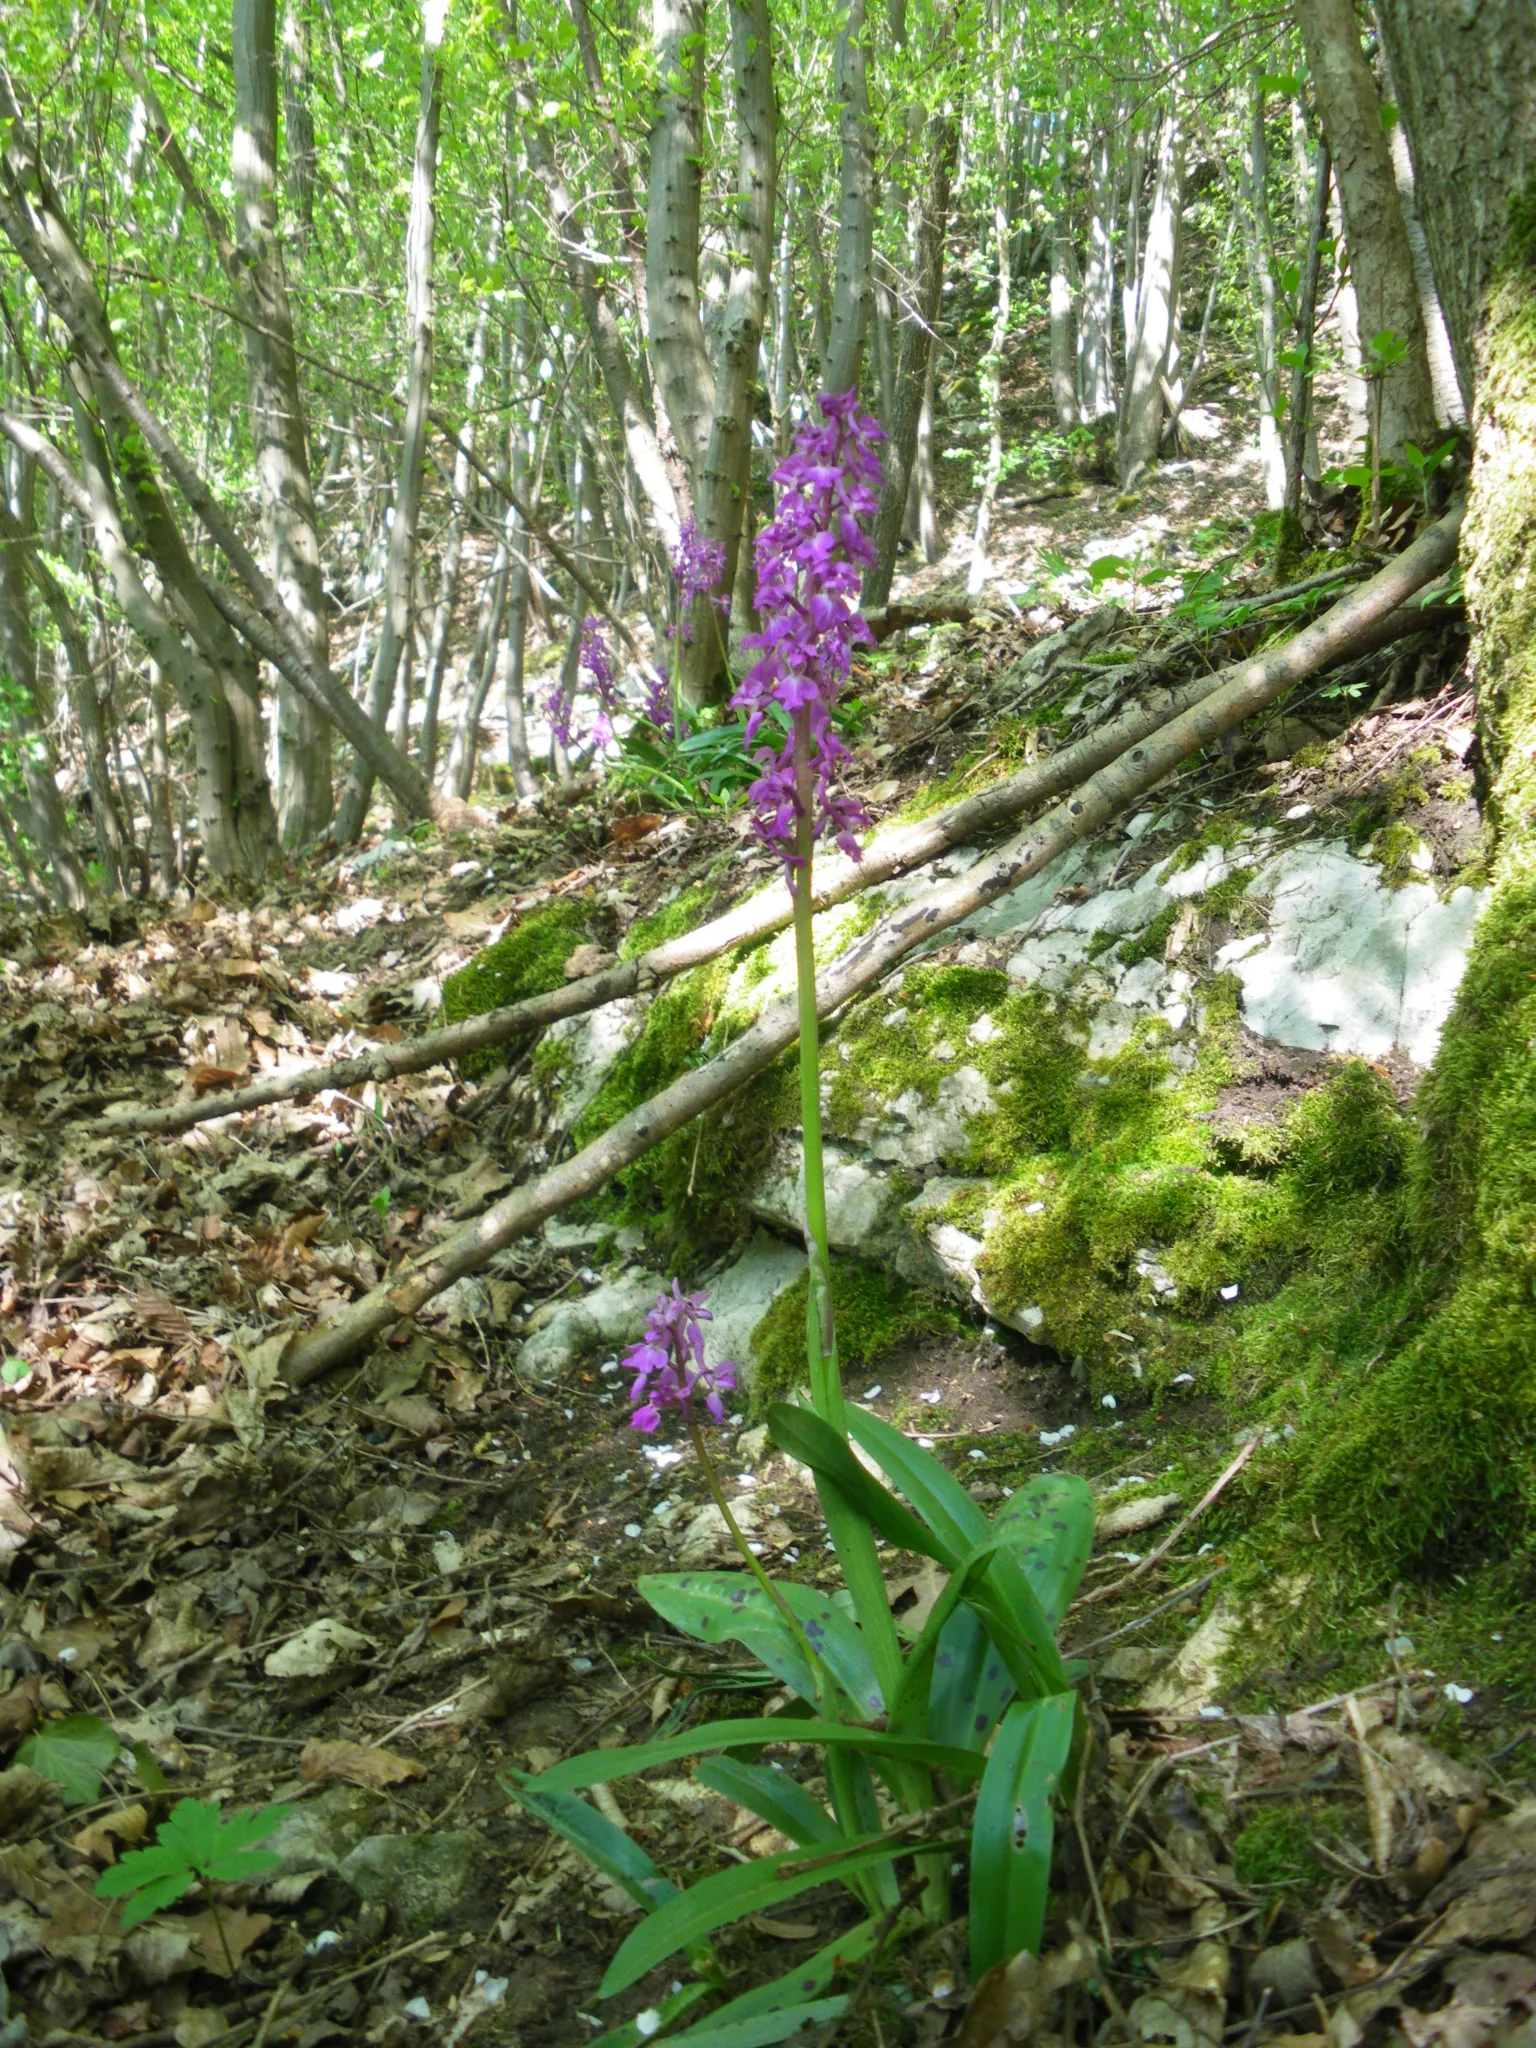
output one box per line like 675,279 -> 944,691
440,897 -> 596,1078
749,1265 -> 964,1407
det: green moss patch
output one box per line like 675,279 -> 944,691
750,1265 -> 962,1407
441,898 -> 595,1078
620,884 -> 720,960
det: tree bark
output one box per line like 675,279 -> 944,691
645,0 -> 715,482
1118,112 -> 1183,488
334,3 -> 442,842
864,111 -> 956,608
968,0 -> 1012,596
1049,228 -> 1080,428
823,0 -> 875,397
1079,128 -> 1118,420
676,0 -> 775,709
1295,0 -> 1436,465
233,0 -> 333,845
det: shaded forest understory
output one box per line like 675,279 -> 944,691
1,0 -> 1535,2044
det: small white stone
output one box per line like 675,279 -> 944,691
1285,802 -> 1313,820
968,1012 -> 1003,1045
920,1388 -> 942,1405
862,1384 -> 883,1401
624,1523 -> 643,1538
1219,1283 -> 1240,1301
917,1436 -> 936,1449
1172,1372 -> 1195,1385
1102,1393 -> 1117,1409
967,1447 -> 987,1462
404,1997 -> 432,2021
884,1007 -> 908,1028
1024,1199 -> 1046,1215
1198,1705 -> 1227,1720
931,1039 -> 956,1062
1039,1424 -> 1076,1448
1443,1682 -> 1475,1705
635,2013 -> 664,2040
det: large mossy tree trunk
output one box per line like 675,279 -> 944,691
1296,0 -> 1536,1567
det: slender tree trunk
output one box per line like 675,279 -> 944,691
1118,112 -> 1183,488
1049,227 -> 1080,428
865,111 -> 956,606
334,2 -> 442,842
676,0 -> 775,708
908,349 -> 939,559
1295,0 -> 1436,464
1231,81 -> 1287,510
421,237 -> 498,779
645,0 -> 714,482
1079,129 -> 1118,420
0,463 -> 87,906
279,3 -> 316,245
233,0 -> 333,845
968,1 -> 1011,596
823,0 -> 875,397
512,79 -> 681,549
1285,138 -> 1332,528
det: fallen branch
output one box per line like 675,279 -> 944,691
105,534 -> 1457,1140
110,541 -> 1455,1141
277,508 -> 1461,1382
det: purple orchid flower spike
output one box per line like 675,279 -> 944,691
546,618 -> 621,755
732,390 -> 884,878
624,1281 -> 738,1433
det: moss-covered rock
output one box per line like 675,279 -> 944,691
750,1264 -> 963,1408
440,899 -> 596,1079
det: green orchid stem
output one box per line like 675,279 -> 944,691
787,752 -> 940,1920
791,730 -> 839,1430
683,1409 -> 833,1699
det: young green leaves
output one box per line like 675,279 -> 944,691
94,1798 -> 291,1929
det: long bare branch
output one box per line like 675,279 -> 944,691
278,506 -> 1461,1383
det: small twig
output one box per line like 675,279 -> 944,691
1074,1567 -> 1227,1654
1073,1746 -> 1117,1961
1070,1437 -> 1263,1612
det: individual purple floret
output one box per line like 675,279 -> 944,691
624,1281 -> 738,1434
732,390 -> 883,877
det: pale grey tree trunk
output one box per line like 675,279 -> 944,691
823,0 -> 875,396
969,1 -> 1012,595
1079,130 -> 1118,419
233,0 -> 333,845
1050,228 -> 1081,427
1296,0 -> 1436,464
1372,0 -> 1536,417
1383,118 -> 1467,427
865,111 -> 956,606
646,0 -> 715,482
334,0 -> 442,843
676,0 -> 774,707
1228,82 -> 1287,509
421,223 -> 498,779
1117,113 -> 1183,489
279,2 -> 315,245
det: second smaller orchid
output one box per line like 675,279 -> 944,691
624,1282 -> 737,1433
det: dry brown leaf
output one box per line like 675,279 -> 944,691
0,1673 -> 41,1748
298,1738 -> 426,1789
71,1804 -> 149,1863
40,1881 -> 122,1965
381,1394 -> 444,1437
956,1936 -> 1096,2048
186,1904 -> 272,1977
748,1913 -> 820,1940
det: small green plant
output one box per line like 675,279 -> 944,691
95,1798 -> 292,1968
16,1712 -> 119,1805
369,1185 -> 392,1219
